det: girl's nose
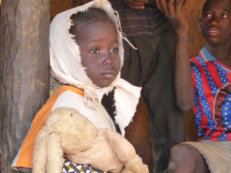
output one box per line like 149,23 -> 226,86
102,52 -> 113,65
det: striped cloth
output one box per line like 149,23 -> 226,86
191,47 -> 231,141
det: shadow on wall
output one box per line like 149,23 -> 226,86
184,0 -> 207,57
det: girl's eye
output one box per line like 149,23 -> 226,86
90,48 -> 99,54
111,47 -> 119,53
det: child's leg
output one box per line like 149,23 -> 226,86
168,144 -> 210,173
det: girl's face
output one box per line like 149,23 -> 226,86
76,20 -> 121,88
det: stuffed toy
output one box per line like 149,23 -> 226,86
33,107 -> 149,173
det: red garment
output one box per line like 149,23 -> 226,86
191,47 -> 231,141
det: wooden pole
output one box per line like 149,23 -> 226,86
0,0 -> 50,172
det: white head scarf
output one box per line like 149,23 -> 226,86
49,0 -> 141,135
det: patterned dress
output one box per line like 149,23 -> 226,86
63,160 -> 106,173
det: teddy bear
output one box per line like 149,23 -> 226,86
32,107 -> 149,173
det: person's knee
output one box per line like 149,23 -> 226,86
170,144 -> 196,159
168,144 -> 199,172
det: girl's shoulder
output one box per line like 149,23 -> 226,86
52,85 -> 84,98
49,85 -> 84,111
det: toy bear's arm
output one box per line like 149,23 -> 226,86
103,130 -> 136,163
46,132 -> 64,173
33,130 -> 48,173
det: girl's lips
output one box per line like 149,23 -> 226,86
102,71 -> 115,79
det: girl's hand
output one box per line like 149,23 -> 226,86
155,0 -> 189,37
124,0 -> 149,9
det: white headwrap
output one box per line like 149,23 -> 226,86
49,0 -> 141,135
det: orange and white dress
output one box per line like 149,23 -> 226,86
12,0 -> 141,171
12,85 -> 117,169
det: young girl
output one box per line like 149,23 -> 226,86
11,0 -> 141,172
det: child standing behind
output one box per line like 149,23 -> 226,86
158,0 -> 231,172
11,0 -> 142,172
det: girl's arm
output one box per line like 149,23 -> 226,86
156,0 -> 193,111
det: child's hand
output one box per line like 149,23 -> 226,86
124,0 -> 149,9
156,0 -> 189,37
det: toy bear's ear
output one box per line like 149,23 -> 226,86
33,130 -> 48,173
46,133 -> 64,173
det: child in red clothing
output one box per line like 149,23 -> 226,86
158,0 -> 231,172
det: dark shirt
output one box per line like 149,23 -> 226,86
109,0 -> 169,37
101,89 -> 122,134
